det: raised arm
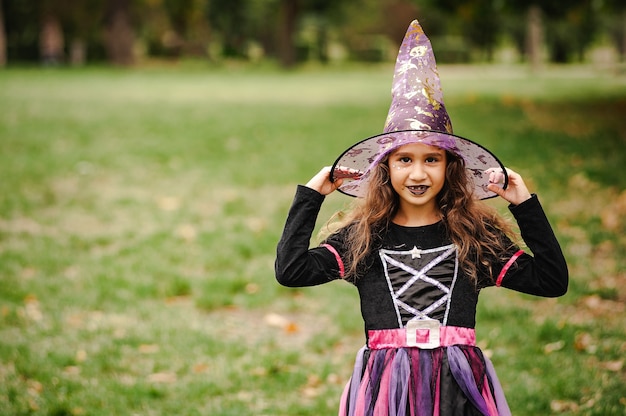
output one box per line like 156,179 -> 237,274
274,169 -> 344,287
487,168 -> 568,297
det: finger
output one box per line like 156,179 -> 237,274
485,167 -> 506,184
488,171 -> 504,184
487,183 -> 505,197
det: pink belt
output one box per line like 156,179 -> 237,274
368,322 -> 476,350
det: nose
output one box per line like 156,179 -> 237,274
408,163 -> 427,181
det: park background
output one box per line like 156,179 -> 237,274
1,0 -> 625,415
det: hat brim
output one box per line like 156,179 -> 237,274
330,129 -> 508,200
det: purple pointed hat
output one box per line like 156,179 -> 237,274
330,19 -> 507,199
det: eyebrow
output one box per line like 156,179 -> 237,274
392,150 -> 445,158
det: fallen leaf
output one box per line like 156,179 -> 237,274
75,349 -> 88,362
550,399 -> 579,412
245,283 -> 260,294
574,332 -> 596,353
600,360 -> 623,372
264,313 -> 289,328
326,373 -> 341,385
175,224 -> 197,241
544,340 -> 565,354
64,366 -> 80,376
302,374 -> 323,398
285,322 -> 299,333
138,344 -> 159,354
305,374 -> 322,388
157,196 -> 180,211
28,398 -> 39,411
250,367 -> 267,377
302,386 -> 320,398
264,313 -> 299,334
245,217 -> 267,233
26,379 -> 43,395
24,294 -> 38,303
23,296 -> 43,322
193,363 -> 209,374
147,372 -> 177,383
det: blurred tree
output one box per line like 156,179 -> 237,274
103,0 -> 136,65
382,0 -> 419,45
207,0 -> 249,58
39,0 -> 65,65
297,0 -> 349,62
162,0 -> 209,56
59,0 -> 106,65
0,0 -> 5,66
526,4 -> 543,71
276,0 -> 298,67
506,0 -> 598,63
3,2 -> 36,61
268,0 -> 343,67
320,0 -> 416,62
602,0 -> 626,61
462,0 -> 501,61
0,0 -> 621,65
39,14 -> 64,64
419,0 -> 500,61
548,1 -> 595,62
207,0 -> 347,66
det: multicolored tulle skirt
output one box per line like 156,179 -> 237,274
338,336 -> 511,416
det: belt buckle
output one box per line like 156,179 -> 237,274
406,318 -> 441,349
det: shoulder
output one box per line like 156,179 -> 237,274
322,221 -> 356,246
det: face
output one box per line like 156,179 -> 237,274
387,143 -> 447,223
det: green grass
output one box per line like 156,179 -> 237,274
1,63 -> 625,415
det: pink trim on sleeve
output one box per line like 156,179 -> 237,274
496,250 -> 524,287
321,244 -> 345,278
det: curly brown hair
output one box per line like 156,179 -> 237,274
325,151 -> 516,284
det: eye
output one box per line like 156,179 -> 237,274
399,156 -> 412,163
425,154 -> 443,164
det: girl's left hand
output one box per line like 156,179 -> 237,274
485,167 -> 532,206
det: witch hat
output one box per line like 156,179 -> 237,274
331,19 -> 507,199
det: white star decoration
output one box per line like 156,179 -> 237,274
410,246 -> 421,259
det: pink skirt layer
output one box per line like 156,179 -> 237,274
338,328 -> 511,416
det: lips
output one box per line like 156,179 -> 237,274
406,185 -> 429,196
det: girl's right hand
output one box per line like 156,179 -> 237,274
305,167 -> 343,195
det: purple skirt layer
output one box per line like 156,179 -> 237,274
338,345 -> 511,416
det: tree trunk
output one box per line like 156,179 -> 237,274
70,38 -> 86,66
0,0 -> 6,67
622,10 -> 626,63
40,14 -> 64,65
277,0 -> 298,68
526,5 -> 543,72
104,0 -> 135,66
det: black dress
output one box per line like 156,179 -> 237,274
275,186 -> 568,416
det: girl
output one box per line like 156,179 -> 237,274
275,19 -> 568,416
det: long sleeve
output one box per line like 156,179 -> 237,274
498,195 -> 569,297
275,185 -> 343,287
